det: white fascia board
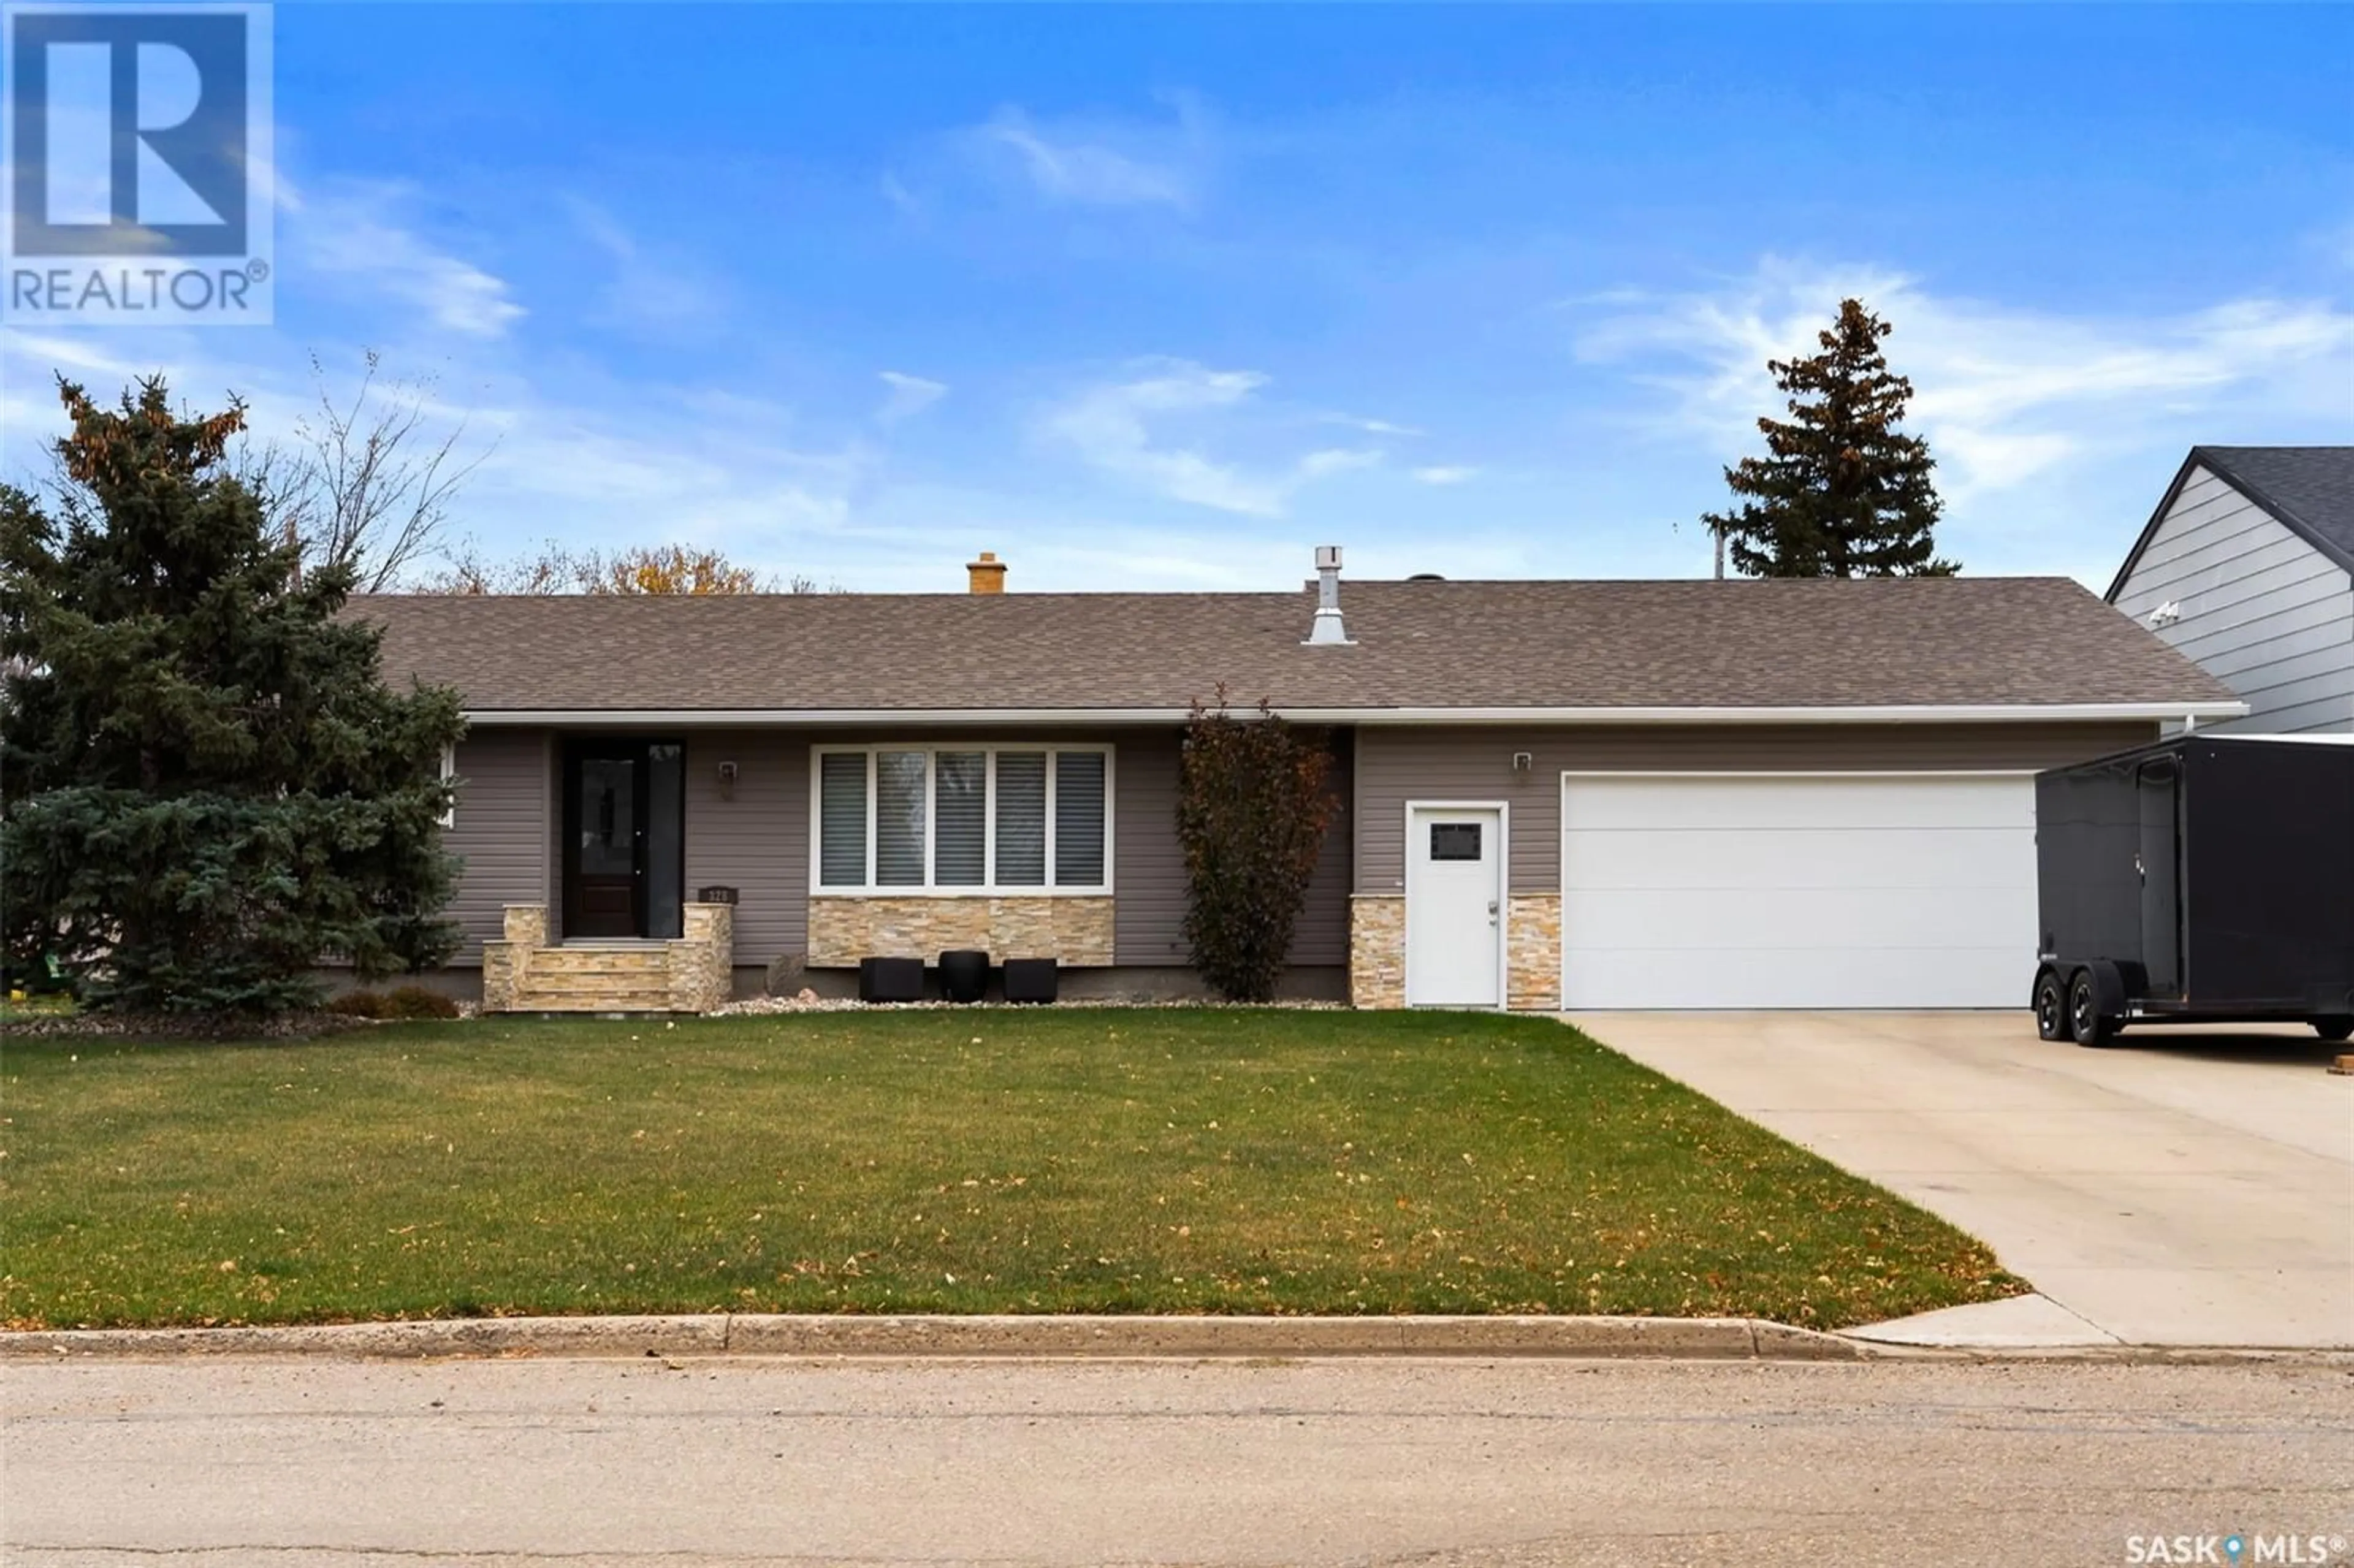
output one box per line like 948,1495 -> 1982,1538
460,701 -> 2249,727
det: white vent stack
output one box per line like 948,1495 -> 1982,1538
1304,544 -> 1354,645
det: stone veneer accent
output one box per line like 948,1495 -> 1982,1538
1506,894 -> 1562,1012
480,904 -> 542,1013
482,901 -> 734,1013
668,903 -> 734,1013
1349,892 -> 1560,1011
807,896 -> 1115,968
1349,895 -> 1406,1010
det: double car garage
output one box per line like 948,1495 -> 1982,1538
1398,763 -> 2054,1012
1555,772 -> 2034,1010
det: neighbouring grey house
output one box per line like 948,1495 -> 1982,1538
356,557 -> 2239,1014
2108,446 -> 2354,734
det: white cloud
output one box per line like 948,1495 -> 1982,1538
1574,258 -> 2354,500
1038,359 -> 1381,517
292,181 -> 525,340
876,370 -> 948,423
569,200 -> 725,333
1412,465 -> 1477,486
1322,414 -> 1424,437
878,171 -> 923,219
973,105 -> 1200,209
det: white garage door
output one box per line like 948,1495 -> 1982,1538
1558,773 -> 2036,1010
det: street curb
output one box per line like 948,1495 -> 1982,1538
1,1312 -> 1867,1362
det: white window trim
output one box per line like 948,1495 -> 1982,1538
438,742 -> 457,829
809,743 -> 1115,896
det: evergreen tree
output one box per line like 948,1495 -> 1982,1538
1,378 -> 467,1014
1702,298 -> 1957,578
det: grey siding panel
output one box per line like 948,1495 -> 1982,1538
449,725 -> 1260,971
1114,729 -> 1188,965
2172,584 -> 2352,662
2114,465 -> 2354,734
1352,721 -> 2157,895
1107,727 -> 1349,967
2249,691 -> 2354,734
2196,618 -> 2354,682
683,732 -> 808,967
1292,733 -> 1352,966
443,729 -> 550,964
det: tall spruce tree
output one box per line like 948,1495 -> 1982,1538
1702,298 -> 1957,578
1,378 -> 467,1014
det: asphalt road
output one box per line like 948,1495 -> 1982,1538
7,1355 -> 2352,1567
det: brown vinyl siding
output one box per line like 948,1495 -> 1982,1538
1293,731 -> 1352,965
439,723 -> 1352,975
683,725 -> 1195,970
443,729 -> 552,962
683,731 -> 809,967
1352,721 -> 2160,895
1110,727 -> 1352,967
1112,729 -> 1187,965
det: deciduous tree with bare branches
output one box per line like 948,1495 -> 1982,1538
412,540 -> 832,595
264,350 -> 493,591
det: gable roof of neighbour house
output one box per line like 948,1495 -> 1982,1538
355,576 -> 2241,723
2108,446 -> 2354,598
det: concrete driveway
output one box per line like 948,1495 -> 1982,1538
1566,1011 -> 2354,1349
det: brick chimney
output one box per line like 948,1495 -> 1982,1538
966,550 -> 1007,595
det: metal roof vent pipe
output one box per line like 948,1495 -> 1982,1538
1303,544 -> 1354,646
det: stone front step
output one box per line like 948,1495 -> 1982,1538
529,948 -> 671,972
514,945 -> 680,1012
484,904 -> 734,1016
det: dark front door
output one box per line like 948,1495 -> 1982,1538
563,739 -> 685,940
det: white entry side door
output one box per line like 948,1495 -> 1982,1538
1558,772 -> 2036,1010
1405,804 -> 1505,1008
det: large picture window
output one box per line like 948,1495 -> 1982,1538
813,745 -> 1114,893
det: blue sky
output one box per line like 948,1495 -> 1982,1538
4,3 -> 2350,592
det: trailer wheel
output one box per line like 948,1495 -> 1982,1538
2067,970 -> 2116,1048
2317,1017 -> 2353,1044
2033,970 -> 2067,1042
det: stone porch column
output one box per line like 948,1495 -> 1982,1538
482,904 -> 547,1013
668,902 -> 734,1013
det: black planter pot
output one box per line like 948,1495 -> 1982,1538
858,956 -> 924,1003
938,950 -> 989,1004
1002,957 -> 1059,1005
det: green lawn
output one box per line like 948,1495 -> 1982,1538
0,1009 -> 2021,1330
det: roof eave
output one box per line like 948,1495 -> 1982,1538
459,700 -> 2249,728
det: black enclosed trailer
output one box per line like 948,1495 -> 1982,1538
2031,734 -> 2354,1046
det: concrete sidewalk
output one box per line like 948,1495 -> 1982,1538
1569,1011 -> 2354,1349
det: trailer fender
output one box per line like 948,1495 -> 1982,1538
2082,959 -> 2127,1022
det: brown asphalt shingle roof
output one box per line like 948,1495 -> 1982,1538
352,577 -> 2239,714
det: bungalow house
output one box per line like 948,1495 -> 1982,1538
2107,446 -> 2354,734
357,555 -> 2241,1013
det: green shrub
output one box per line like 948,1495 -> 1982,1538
1175,691 -> 1339,1002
